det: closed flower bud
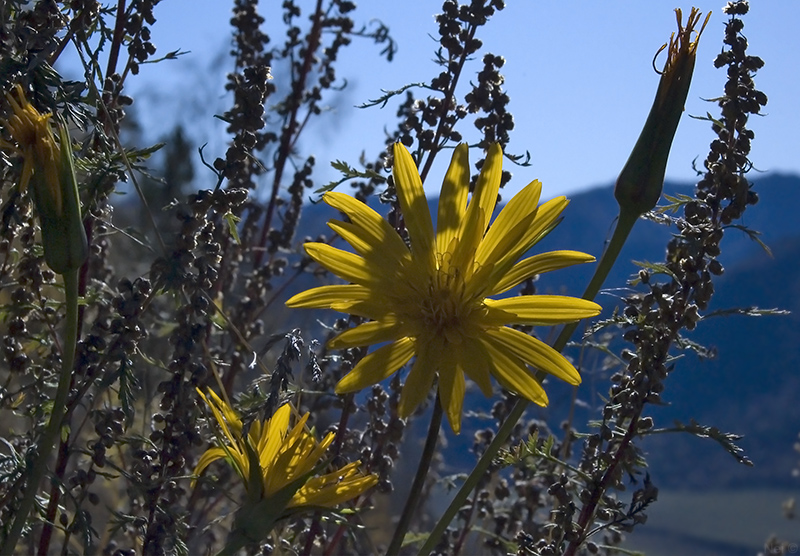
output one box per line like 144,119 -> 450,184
615,8 -> 710,217
1,85 -> 88,274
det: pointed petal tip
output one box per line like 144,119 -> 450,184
446,414 -> 462,435
531,391 -> 549,408
334,379 -> 356,396
487,142 -> 503,158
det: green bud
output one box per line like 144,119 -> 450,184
615,8 -> 710,217
35,119 -> 89,274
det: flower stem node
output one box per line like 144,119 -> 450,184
615,8 -> 710,218
287,142 -> 601,433
1,85 -> 88,274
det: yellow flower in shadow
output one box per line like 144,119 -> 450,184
194,388 -> 377,509
287,143 -> 602,433
1,85 -> 61,208
1,84 -> 87,273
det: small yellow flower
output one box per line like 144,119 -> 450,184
1,84 -> 63,213
1,84 -> 88,273
615,8 -> 710,217
287,143 -> 602,433
193,388 -> 377,509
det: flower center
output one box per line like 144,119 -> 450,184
418,267 -> 478,345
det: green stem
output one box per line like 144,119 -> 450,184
418,210 -> 639,556
386,397 -> 444,556
1,270 -> 80,556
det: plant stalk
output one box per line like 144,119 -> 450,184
386,397 -> 443,556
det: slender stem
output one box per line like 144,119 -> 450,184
563,405 -> 643,556
386,397 -> 443,556
418,210 -> 639,556
36,434 -> 71,556
417,24 -> 477,185
1,270 -> 80,556
300,513 -> 322,556
255,0 -> 324,268
305,395 -> 354,556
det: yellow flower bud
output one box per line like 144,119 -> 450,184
615,8 -> 710,217
1,85 -> 88,274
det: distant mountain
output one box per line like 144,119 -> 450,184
534,173 -> 800,489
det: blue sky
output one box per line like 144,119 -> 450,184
78,1 -> 799,199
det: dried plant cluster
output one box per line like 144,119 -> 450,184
0,1 -> 782,555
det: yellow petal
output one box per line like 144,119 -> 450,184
484,296 -> 602,326
335,337 -> 416,394
287,284 -> 398,321
464,143 -> 503,235
490,250 -> 596,295
297,430 -> 335,477
484,326 -> 580,386
304,243 -> 382,286
392,144 -> 436,271
475,178 -> 542,268
209,389 -> 243,436
508,196 -> 569,258
286,284 -> 374,309
436,144 -> 470,255
264,416 -> 313,495
326,217 -> 410,271
478,196 -> 569,294
198,388 -> 240,448
328,317 -> 410,349
438,358 -> 465,434
324,191 -> 410,260
327,219 -> 419,300
449,204 -> 483,277
480,337 -> 549,406
260,404 -> 291,476
249,420 -> 263,447
397,340 -> 438,418
290,461 -> 378,508
457,340 -> 493,398
192,447 -> 229,483
330,299 -> 397,321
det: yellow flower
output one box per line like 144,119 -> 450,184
1,85 -> 61,207
615,8 -> 710,217
1,84 -> 88,273
193,388 -> 377,509
286,143 -> 602,433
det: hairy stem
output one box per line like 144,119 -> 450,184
563,405 -> 643,556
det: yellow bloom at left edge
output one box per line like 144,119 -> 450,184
193,388 -> 377,510
1,84 -> 88,274
287,143 -> 602,433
